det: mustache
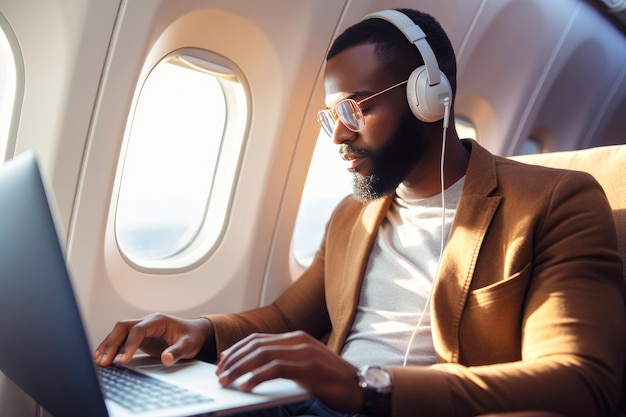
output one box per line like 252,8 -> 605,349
339,144 -> 370,158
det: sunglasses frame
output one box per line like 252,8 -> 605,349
317,79 -> 408,137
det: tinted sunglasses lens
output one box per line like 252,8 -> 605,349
317,111 -> 336,136
335,99 -> 364,131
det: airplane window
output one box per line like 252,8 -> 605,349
518,137 -> 544,155
455,117 -> 477,141
0,21 -> 17,161
292,117 -> 479,268
115,51 -> 247,267
292,130 -> 352,266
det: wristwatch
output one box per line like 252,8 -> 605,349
356,365 -> 393,416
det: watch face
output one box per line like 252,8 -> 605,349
364,366 -> 392,389
358,366 -> 393,416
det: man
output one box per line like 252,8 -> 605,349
95,8 -> 624,417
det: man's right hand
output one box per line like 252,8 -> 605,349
93,313 -> 215,367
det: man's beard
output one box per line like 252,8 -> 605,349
349,116 -> 425,203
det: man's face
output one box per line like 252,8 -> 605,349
323,43 -> 426,202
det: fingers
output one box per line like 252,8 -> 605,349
94,314 -> 213,367
217,332 -> 297,370
232,354 -> 310,392
161,333 -> 202,366
93,319 -> 140,366
118,318 -> 160,363
215,331 -> 360,413
93,313 -> 171,366
216,332 -> 305,377
216,331 -> 322,388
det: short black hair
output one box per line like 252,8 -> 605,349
327,8 -> 457,97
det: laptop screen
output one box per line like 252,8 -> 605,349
0,152 -> 109,417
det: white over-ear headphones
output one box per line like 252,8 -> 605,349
363,10 -> 452,124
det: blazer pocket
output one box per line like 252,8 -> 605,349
459,263 -> 532,364
465,262 -> 532,307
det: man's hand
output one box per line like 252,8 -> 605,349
93,313 -> 215,367
215,331 -> 363,414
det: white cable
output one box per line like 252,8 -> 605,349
402,98 -> 450,367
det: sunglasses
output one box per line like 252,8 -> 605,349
317,79 -> 408,137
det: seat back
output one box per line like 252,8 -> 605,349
511,145 -> 625,283
511,144 -> 626,414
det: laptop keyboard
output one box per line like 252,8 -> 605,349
98,363 -> 214,414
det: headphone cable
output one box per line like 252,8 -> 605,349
402,97 -> 450,367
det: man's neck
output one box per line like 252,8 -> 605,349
400,130 -> 470,199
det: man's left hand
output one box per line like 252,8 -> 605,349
215,331 -> 363,413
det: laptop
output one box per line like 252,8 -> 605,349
0,151 -> 309,417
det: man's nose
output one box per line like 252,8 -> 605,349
331,120 -> 357,145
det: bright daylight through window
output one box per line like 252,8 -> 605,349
115,51 -> 247,267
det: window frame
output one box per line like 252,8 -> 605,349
112,47 -> 250,272
0,12 -> 24,163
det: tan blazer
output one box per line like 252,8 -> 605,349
206,140 -> 624,417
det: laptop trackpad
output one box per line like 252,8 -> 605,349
131,357 -> 307,397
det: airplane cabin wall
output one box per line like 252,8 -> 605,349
0,1 -> 625,416
66,0 -> 346,347
451,0 -> 626,155
0,1 -> 122,415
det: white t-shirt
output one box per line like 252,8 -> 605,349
340,177 -> 465,368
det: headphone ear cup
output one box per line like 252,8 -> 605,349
406,66 -> 452,123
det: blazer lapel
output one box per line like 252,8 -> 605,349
329,195 -> 392,351
431,140 -> 501,363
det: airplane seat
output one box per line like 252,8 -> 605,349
511,144 -> 626,290
506,144 -> 626,417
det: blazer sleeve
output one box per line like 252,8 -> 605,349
203,225 -> 332,354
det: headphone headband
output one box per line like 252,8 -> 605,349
363,10 -> 442,86
362,9 -> 451,123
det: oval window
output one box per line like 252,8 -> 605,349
115,50 -> 247,267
